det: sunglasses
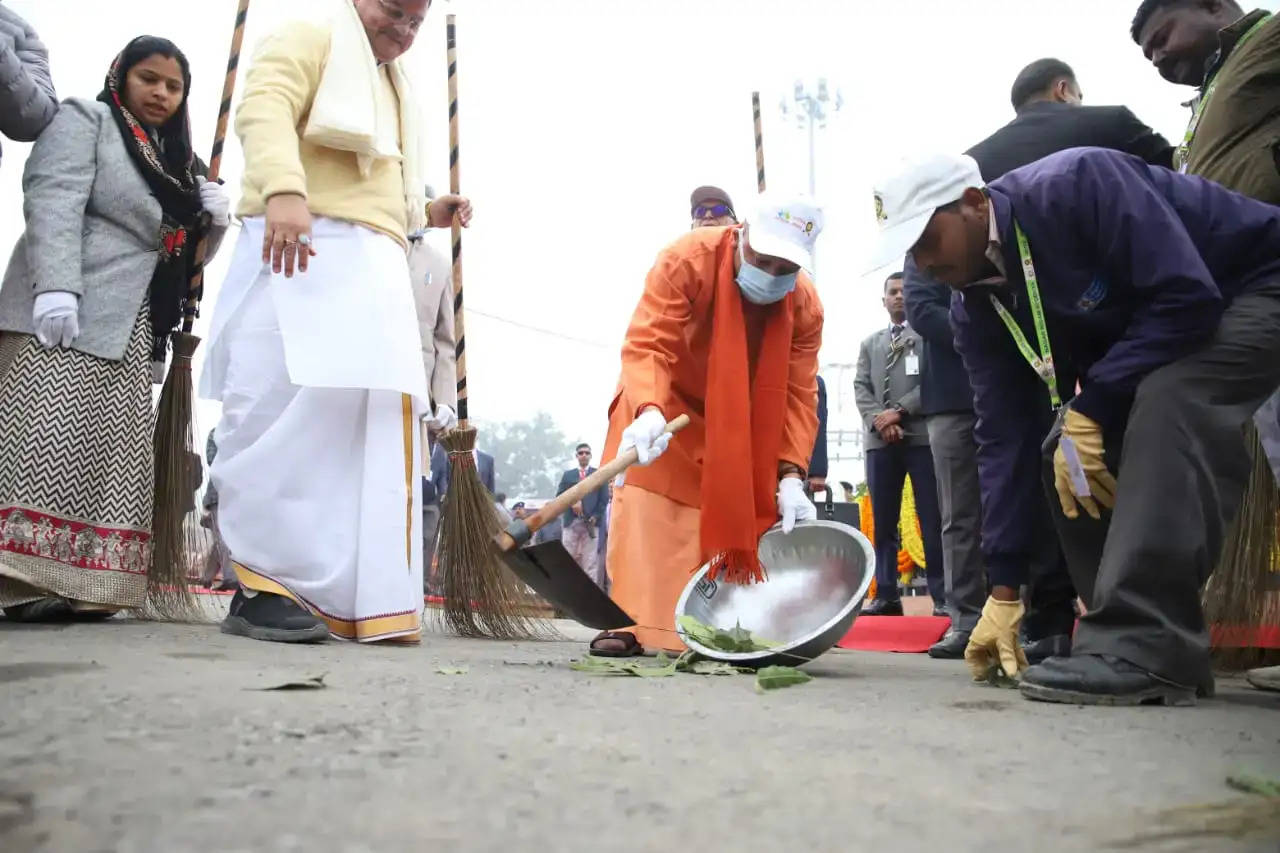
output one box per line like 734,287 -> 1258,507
693,204 -> 734,219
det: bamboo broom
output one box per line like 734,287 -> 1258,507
1205,426 -> 1280,670
148,0 -> 251,620
753,91 -> 766,194
435,14 -> 545,640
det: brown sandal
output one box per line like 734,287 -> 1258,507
589,630 -> 644,658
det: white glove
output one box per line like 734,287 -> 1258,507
426,403 -> 457,432
614,408 -> 671,488
620,408 -> 671,465
32,291 -> 80,349
199,180 -> 230,226
777,476 -> 817,534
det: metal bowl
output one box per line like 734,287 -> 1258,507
673,520 -> 875,668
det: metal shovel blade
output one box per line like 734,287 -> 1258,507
499,540 -> 635,630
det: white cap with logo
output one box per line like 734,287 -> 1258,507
745,196 -> 824,273
868,152 -> 984,271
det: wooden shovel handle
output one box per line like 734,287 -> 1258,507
515,414 -> 689,542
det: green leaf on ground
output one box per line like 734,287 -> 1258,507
436,667 -> 469,676
687,660 -> 744,677
1227,774 -> 1280,798
569,656 -> 678,678
754,666 -> 812,693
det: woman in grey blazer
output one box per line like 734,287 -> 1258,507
0,36 -> 229,621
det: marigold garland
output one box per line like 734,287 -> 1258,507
857,483 -> 924,600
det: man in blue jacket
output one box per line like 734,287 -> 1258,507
869,146 -> 1280,706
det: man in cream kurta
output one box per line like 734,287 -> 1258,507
200,0 -> 471,644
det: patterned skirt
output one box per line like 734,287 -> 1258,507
0,307 -> 153,608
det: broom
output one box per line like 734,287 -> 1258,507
752,91 -> 766,194
1205,425 -> 1280,670
435,14 -> 546,640
148,0 -> 252,620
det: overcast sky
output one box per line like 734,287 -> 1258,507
3,0 -> 1274,492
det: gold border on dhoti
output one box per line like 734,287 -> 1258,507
232,561 -> 421,644
401,393 -> 413,573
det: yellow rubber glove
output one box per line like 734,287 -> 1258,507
964,596 -> 1030,682
1052,408 -> 1116,521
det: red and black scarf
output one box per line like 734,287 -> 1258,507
97,47 -> 207,363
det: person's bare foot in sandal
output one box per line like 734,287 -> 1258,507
590,630 -> 644,658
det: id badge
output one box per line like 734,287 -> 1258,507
905,354 -> 920,376
1058,436 -> 1091,498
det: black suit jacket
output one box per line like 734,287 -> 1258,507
905,101 -> 1175,416
556,467 -> 608,529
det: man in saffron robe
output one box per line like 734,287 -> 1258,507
591,197 -> 825,656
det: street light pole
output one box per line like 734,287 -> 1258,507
780,77 -> 842,277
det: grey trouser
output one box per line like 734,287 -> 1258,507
927,412 -> 986,632
1056,279 -> 1280,688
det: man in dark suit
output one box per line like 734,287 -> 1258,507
904,57 -> 1174,659
556,443 -> 609,588
855,273 -> 945,616
430,443 -> 496,496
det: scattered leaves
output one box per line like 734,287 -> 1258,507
436,667 -> 469,676
686,660 -> 746,677
677,616 -> 777,653
754,666 -> 812,693
256,674 -> 327,691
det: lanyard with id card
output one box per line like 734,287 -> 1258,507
991,221 -> 1090,498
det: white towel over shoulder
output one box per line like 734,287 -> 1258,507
303,0 -> 426,233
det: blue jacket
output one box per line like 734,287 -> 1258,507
556,467 -> 609,529
904,259 -> 973,415
952,148 -> 1280,587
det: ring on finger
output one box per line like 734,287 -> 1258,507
298,234 -> 312,247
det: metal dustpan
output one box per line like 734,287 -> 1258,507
494,414 -> 690,631
500,535 -> 634,630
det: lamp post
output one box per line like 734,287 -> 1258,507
780,77 -> 843,198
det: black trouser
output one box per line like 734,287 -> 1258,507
866,443 -> 944,605
1042,279 -> 1280,688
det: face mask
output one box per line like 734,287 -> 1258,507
736,238 -> 798,305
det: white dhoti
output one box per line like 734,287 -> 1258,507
201,217 -> 428,643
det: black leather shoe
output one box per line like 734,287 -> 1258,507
1022,633 -> 1072,665
931,605 -> 948,618
221,590 -> 329,644
1020,654 -> 1197,706
862,598 -> 904,616
928,629 -> 970,659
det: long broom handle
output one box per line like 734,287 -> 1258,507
446,14 -> 471,431
182,0 -> 252,334
501,415 -> 691,549
752,91 -> 766,193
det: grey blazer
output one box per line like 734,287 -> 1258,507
0,98 -> 226,361
854,324 -> 928,450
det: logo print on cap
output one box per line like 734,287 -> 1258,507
874,193 -> 887,224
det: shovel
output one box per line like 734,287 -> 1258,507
496,414 -> 690,629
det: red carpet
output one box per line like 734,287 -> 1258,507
838,615 -> 950,653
